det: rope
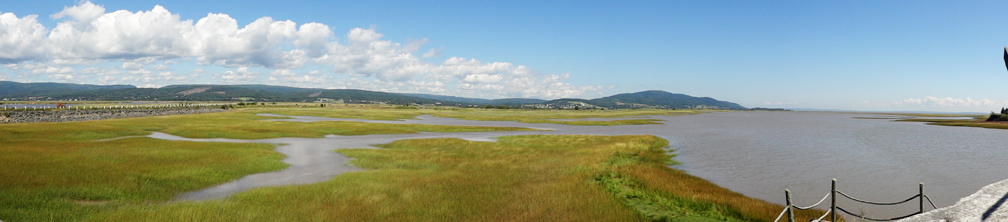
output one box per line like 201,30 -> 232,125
772,206 -> 789,222
771,193 -> 832,222
923,194 -> 938,209
793,192 -> 831,210
836,206 -> 921,221
837,190 -> 920,205
813,208 -> 831,222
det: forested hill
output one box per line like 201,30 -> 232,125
0,82 -> 450,105
403,93 -> 547,106
0,81 -> 133,98
0,81 -> 745,110
585,90 -> 746,110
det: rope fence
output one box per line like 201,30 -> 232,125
836,190 -> 919,206
836,206 -> 920,221
773,179 -> 938,222
923,195 -> 938,209
793,192 -> 831,210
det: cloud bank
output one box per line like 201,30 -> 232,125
860,96 -> 1008,111
895,97 -> 1008,107
0,1 -> 598,98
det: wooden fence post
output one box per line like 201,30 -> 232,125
832,179 -> 837,222
923,182 -> 927,213
785,189 -> 794,222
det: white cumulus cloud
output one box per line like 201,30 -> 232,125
422,48 -> 442,58
52,73 -> 75,80
462,74 -> 503,83
122,62 -> 144,70
0,13 -> 47,62
0,1 -> 601,99
81,67 -> 122,75
32,66 -> 73,74
216,67 -> 259,83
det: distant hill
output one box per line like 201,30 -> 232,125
219,84 -> 322,94
0,81 -> 744,110
402,93 -> 544,105
542,98 -> 593,108
0,82 -> 443,104
0,81 -> 134,99
536,91 -> 744,110
487,98 -> 547,106
583,90 -> 746,110
402,93 -> 492,104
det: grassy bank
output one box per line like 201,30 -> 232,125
897,117 -> 1008,130
854,113 -> 1008,131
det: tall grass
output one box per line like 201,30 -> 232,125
0,108 -> 542,221
30,135 -> 825,221
0,138 -> 285,221
0,108 -> 822,221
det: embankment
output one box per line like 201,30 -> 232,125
0,108 -> 227,123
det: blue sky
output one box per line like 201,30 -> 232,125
2,1 -> 1007,112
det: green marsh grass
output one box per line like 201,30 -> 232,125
1,109 -> 537,141
0,108 -> 539,221
0,108 -> 822,221
50,135 -> 823,221
144,110 -> 538,139
0,138 -> 286,221
253,106 -> 703,126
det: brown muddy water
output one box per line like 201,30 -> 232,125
157,111 -> 1008,219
